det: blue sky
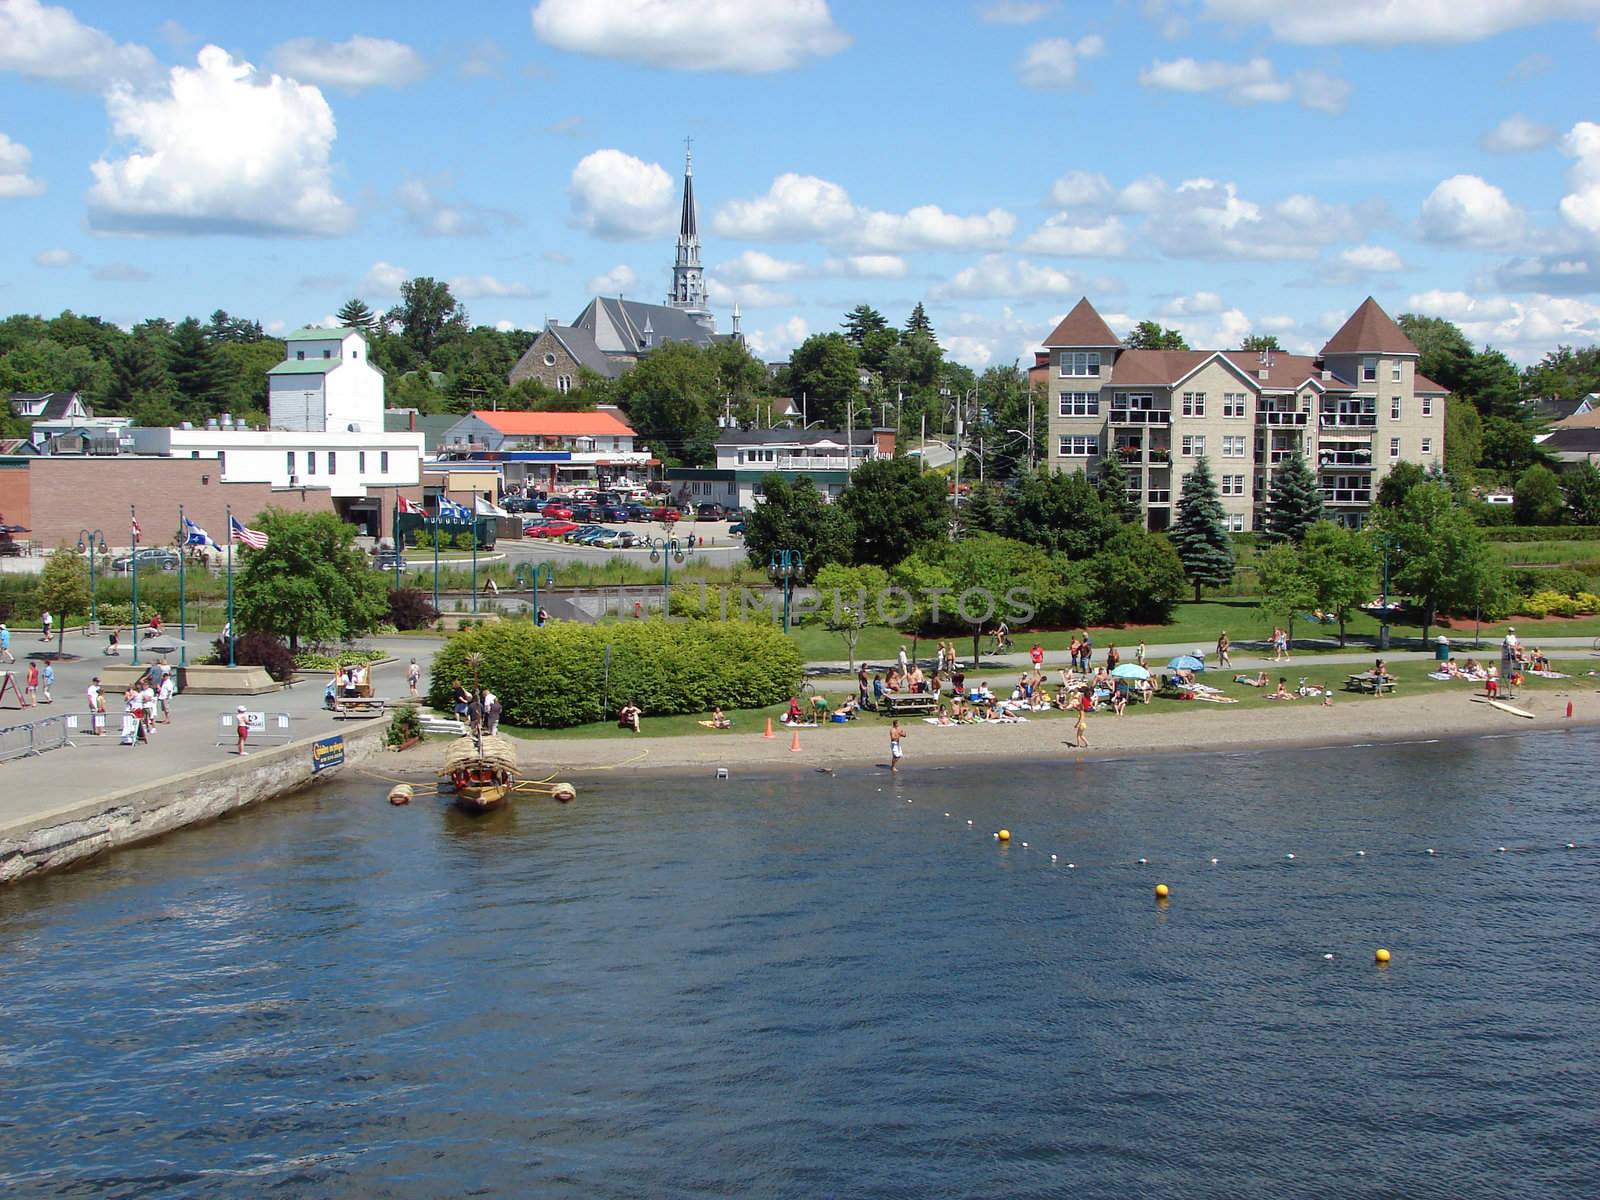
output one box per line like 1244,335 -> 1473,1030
2,0 -> 1599,368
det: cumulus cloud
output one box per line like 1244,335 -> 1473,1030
1339,244 -> 1405,272
1482,115 -> 1557,153
87,46 -> 351,236
743,315 -> 810,359
448,274 -> 533,299
396,177 -> 514,237
1048,170 -> 1113,209
932,255 -> 1081,300
587,263 -> 639,294
531,0 -> 850,72
270,35 -> 427,89
714,171 -> 1013,252
829,253 -> 907,278
978,0 -> 1054,22
92,262 -> 152,283
362,261 -> 409,294
569,148 -> 677,239
715,250 -> 810,283
33,247 -> 75,267
1016,35 -> 1104,88
1021,215 -> 1129,257
1407,288 -> 1600,361
1139,177 -> 1360,260
1558,121 -> 1600,241
1199,0 -> 1600,46
942,306 -> 1056,370
1116,175 -> 1168,213
0,132 -> 46,198
1419,174 -> 1523,247
705,278 -> 796,308
1138,56 -> 1349,112
0,0 -> 159,89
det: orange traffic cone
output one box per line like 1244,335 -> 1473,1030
789,728 -> 802,752
764,717 -> 775,739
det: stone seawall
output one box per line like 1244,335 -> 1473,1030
0,721 -> 392,885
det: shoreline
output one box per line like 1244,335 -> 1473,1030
401,688 -> 1600,782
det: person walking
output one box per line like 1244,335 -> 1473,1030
0,622 -> 12,663
407,658 -> 421,698
105,626 -> 120,656
1074,690 -> 1090,748
1030,642 -> 1045,671
888,718 -> 906,773
39,609 -> 52,643
24,660 -> 39,707
40,661 -> 53,703
1217,631 -> 1232,668
119,686 -> 140,746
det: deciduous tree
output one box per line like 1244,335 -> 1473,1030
386,276 -> 469,359
1378,482 -> 1496,643
840,456 -> 949,567
1513,464 -> 1565,525
235,510 -> 387,651
1562,461 -> 1600,525
1124,321 -> 1188,350
36,545 -> 89,660
1004,468 -> 1118,558
741,475 -> 854,581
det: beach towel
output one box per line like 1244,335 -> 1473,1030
1529,669 -> 1569,679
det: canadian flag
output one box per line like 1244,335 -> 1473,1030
131,516 -> 142,544
397,496 -> 421,514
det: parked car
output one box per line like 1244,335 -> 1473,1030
589,529 -> 625,548
694,502 -> 726,520
112,548 -> 181,573
565,524 -> 603,543
728,521 -> 745,536
541,504 -> 574,520
649,505 -> 682,522
373,550 -> 406,571
568,503 -> 599,522
537,520 -> 578,538
601,504 -> 633,523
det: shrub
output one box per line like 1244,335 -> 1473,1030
455,532 -> 476,551
1485,526 -> 1600,542
211,631 -> 296,681
1506,567 -> 1591,597
385,705 -> 423,748
387,588 -> 439,631
428,618 -> 803,728
293,648 -> 385,672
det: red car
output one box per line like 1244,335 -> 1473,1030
533,520 -> 578,538
649,505 -> 681,522
541,504 -> 574,520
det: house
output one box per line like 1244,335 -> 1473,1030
268,327 -> 386,434
1535,425 -> 1600,469
435,408 -> 654,490
385,408 -> 464,454
1043,297 -> 1448,530
666,426 -> 894,510
1524,393 -> 1595,424
9,391 -> 91,422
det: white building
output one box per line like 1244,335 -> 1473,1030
436,408 -> 655,490
666,427 -> 894,509
268,327 -> 386,434
130,427 -> 424,497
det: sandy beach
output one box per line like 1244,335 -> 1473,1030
404,686 -> 1600,780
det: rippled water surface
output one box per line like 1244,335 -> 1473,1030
3,730 -> 1599,1198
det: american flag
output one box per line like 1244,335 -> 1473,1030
230,516 -> 269,549
397,495 -> 422,514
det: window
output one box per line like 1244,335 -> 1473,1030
351,349 -> 358,359
296,350 -> 305,360
286,451 -> 296,475
1222,435 -> 1247,458
1421,437 -> 1433,455
558,375 -> 572,394
1421,396 -> 1433,417
1362,357 -> 1377,382
1391,397 -> 1401,420
327,451 -> 337,474
1223,393 -> 1248,418
308,451 -> 317,474
544,352 -> 557,367
1181,391 -> 1206,417
323,349 -> 332,359
1389,437 -> 1400,459
1221,474 -> 1245,496
1391,362 -> 1402,383
1059,351 -> 1101,377
358,451 -> 367,472
1229,513 -> 1245,532
380,451 -> 389,473
1057,435 -> 1099,456
1180,435 -> 1206,456
1058,391 -> 1100,417
218,452 -> 225,474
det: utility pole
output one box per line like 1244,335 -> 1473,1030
1027,386 -> 1035,471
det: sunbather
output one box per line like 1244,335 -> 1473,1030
1265,677 -> 1295,700
1235,671 -> 1270,687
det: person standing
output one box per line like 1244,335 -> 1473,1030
1074,690 -> 1090,748
1106,644 -> 1120,672
1217,631 -> 1232,668
0,622 -> 12,663
119,687 -> 140,746
1136,640 -> 1147,668
888,718 -> 906,773
157,669 -> 175,723
234,705 -> 251,755
40,661 -> 53,703
857,664 -> 869,708
86,677 -> 104,736
407,658 -> 421,698
1030,642 -> 1045,671
480,687 -> 500,735
39,609 -> 52,643
898,644 -> 910,679
23,660 -> 38,707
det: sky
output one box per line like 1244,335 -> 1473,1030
2,0 -> 1600,370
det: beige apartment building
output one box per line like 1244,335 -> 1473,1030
1042,297 -> 1447,530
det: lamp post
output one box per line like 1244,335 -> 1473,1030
1376,533 -> 1395,651
1006,427 -> 1035,472
177,504 -> 187,667
514,562 -> 555,624
648,535 -> 692,616
129,504 -> 140,666
768,548 -> 804,633
76,527 -> 107,630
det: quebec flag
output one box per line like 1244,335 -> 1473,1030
184,518 -> 218,548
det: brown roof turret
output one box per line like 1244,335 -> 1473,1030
1320,297 -> 1419,357
1042,297 -> 1123,348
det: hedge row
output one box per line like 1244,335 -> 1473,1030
428,618 -> 803,729
1506,567 -> 1595,597
1485,526 -> 1600,543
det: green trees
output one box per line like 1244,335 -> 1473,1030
1300,522 -> 1378,645
1090,527 -> 1186,624
1254,541 -> 1316,646
1562,461 -> 1600,525
169,317 -> 225,422
1444,397 -> 1483,477
611,340 -> 720,466
962,481 -> 1007,534
904,303 -> 934,340
1124,320 -> 1189,350
894,533 -> 1059,661
1240,334 -> 1282,352
1375,460 -> 1427,510
1378,482 -> 1497,642
37,545 -> 90,659
234,510 -> 387,651
336,298 -> 378,330
1513,464 -> 1565,525
1263,452 -> 1325,542
742,475 -> 854,580
787,332 -> 862,428
1170,457 -> 1235,600
386,276 -> 468,359
840,456 -> 949,567
1522,344 -> 1600,406
842,304 -> 889,347
1004,468 -> 1118,558
1481,415 -> 1548,476
1093,453 -> 1141,525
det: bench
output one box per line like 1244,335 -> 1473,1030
881,693 -> 937,716
1344,674 -> 1397,695
332,696 -> 388,719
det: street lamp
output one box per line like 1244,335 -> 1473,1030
1375,533 -> 1397,651
1006,427 -> 1035,470
768,548 -> 804,633
76,527 -> 107,630
648,535 -> 692,616
514,562 -> 555,624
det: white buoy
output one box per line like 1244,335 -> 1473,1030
1567,842 -> 1576,849
1426,848 -> 1436,856
1357,850 -> 1366,857
1209,857 -> 1219,865
967,819 -> 974,826
1137,857 -> 1148,865
1323,953 -> 1334,960
1285,853 -> 1295,860
1497,846 -> 1507,853
1021,842 -> 1029,848
1067,863 -> 1076,869
945,813 -> 950,817
1051,854 -> 1058,862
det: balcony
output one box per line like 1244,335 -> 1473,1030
1318,450 -> 1374,469
1319,413 -> 1377,429
1110,408 -> 1171,426
769,453 -> 869,470
1322,486 -> 1373,505
1258,410 -> 1309,426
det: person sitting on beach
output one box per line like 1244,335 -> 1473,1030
1235,671 -> 1270,687
884,667 -> 902,694
1173,668 -> 1197,687
934,702 -> 953,726
1266,676 -> 1294,700
707,705 -> 732,729
1373,659 -> 1392,681
950,666 -> 966,695
1531,647 -> 1550,672
1111,682 -> 1129,716
928,670 -> 942,697
833,697 -> 859,721
618,701 -> 641,732
908,665 -> 926,693
784,696 -> 805,725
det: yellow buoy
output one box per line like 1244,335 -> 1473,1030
997,828 -> 1011,842
1375,947 -> 1391,964
387,784 -> 413,806
1154,883 -> 1169,899
551,782 -> 577,803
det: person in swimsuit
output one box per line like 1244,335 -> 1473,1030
889,719 -> 906,772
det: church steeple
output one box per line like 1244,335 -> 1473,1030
668,142 -> 707,314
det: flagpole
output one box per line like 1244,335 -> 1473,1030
178,503 -> 187,668
130,504 -> 140,667
226,504 -> 235,668
392,494 -> 401,594
432,504 -> 440,615
471,505 -> 479,615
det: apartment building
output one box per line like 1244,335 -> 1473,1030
1042,297 -> 1447,530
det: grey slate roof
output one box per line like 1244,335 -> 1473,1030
574,296 -> 717,353
715,427 -> 868,447
545,323 -> 623,378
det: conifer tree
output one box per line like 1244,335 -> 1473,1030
1264,451 -> 1325,542
963,481 -> 1006,534
168,317 -> 224,422
1094,454 -> 1142,525
1171,456 -> 1235,600
337,297 -> 377,330
842,303 -> 888,347
904,302 -> 934,341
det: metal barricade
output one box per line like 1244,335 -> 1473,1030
0,721 -> 34,762
30,715 -> 75,753
214,711 -> 294,746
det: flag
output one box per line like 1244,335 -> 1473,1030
230,516 -> 268,550
183,518 -> 217,548
439,498 -> 471,522
131,516 -> 142,544
475,496 -> 510,518
397,495 -> 422,514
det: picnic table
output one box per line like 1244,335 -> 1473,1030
1344,672 -> 1397,695
881,692 -> 937,716
332,695 -> 388,718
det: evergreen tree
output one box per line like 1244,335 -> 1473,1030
904,302 -> 935,341
1170,457 -> 1235,600
1093,454 -> 1141,525
1264,452 -> 1325,542
168,317 -> 225,422
104,336 -> 173,415
842,304 -> 888,347
963,481 -> 1006,534
337,297 -> 377,330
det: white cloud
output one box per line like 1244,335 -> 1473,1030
1116,175 -> 1168,212
714,171 -> 1013,251
531,0 -> 850,73
933,255 -> 1080,300
744,315 -> 810,359
1406,289 -> 1600,362
88,46 -> 351,236
33,247 -> 74,267
587,263 -> 639,294
1143,177 -> 1359,259
1482,115 -> 1557,153
0,0 -> 158,89
705,278 -> 796,308
92,262 -> 152,283
270,35 -> 427,90
1138,56 -> 1349,112
1200,0 -> 1600,46
1168,306 -> 1253,349
1419,174 -> 1523,247
362,261 -> 409,294
942,306 -> 1054,370
495,319 -> 517,332
448,274 -> 532,299
1339,244 -> 1405,272
1161,290 -> 1225,316
396,177 -> 512,237
716,250 -> 810,283
978,0 -> 1054,22
1016,35 -> 1104,89
569,148 -> 677,239
0,132 -> 45,198
1048,170 -> 1113,209
830,253 -> 907,278
1558,121 -> 1600,241
1021,214 -> 1129,256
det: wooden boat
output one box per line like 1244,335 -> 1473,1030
442,732 -> 519,812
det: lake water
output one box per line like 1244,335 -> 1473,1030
2,730 -> 1598,1198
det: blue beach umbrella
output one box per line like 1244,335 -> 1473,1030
1168,655 -> 1205,672
1110,663 -> 1150,680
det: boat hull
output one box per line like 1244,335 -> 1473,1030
452,784 -> 513,813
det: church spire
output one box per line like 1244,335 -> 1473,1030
668,140 -> 706,314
